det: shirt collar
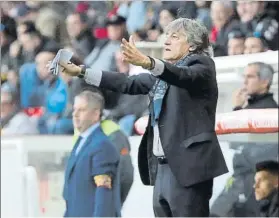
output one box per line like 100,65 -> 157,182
80,122 -> 100,139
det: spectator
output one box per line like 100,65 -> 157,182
9,29 -> 58,71
19,49 -> 72,134
0,13 -> 17,79
85,15 -> 127,72
244,32 -> 269,54
156,6 -> 177,43
227,29 -> 246,56
16,20 -> 36,36
232,62 -> 278,110
66,13 -> 96,60
0,7 -> 17,40
117,0 -> 147,34
1,23 -> 15,80
195,0 -> 212,30
24,1 -> 70,47
254,160 -> 279,217
237,1 -> 278,50
210,1 -> 239,56
84,15 -> 129,110
1,85 -> 38,135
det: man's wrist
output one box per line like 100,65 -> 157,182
78,65 -> 86,78
142,56 -> 153,70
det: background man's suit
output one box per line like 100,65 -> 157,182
91,54 -> 228,216
73,119 -> 134,206
63,126 -> 121,217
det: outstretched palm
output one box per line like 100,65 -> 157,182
121,36 -> 151,68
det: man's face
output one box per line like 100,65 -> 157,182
211,2 -> 232,30
254,171 -> 278,201
1,92 -> 14,119
107,24 -> 125,41
73,96 -> 100,133
35,51 -> 55,80
159,10 -> 175,31
17,23 -> 28,38
244,37 -> 265,54
163,31 -> 190,63
228,38 -> 245,56
243,65 -> 268,95
237,1 -> 264,23
19,33 -> 40,52
66,14 -> 85,38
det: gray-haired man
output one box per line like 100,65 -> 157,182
60,18 -> 228,217
233,62 -> 278,110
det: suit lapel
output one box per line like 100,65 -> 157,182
65,126 -> 102,182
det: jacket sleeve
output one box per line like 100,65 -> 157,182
91,141 -> 119,217
84,69 -> 156,95
149,56 -> 215,89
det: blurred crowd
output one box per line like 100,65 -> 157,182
1,1 -> 279,136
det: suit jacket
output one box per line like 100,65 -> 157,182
63,126 -> 121,217
97,54 -> 228,187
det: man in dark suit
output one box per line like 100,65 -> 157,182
60,18 -> 228,217
63,90 -> 121,217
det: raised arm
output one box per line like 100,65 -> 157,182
59,61 -> 155,95
84,69 -> 155,95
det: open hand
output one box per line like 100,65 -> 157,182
121,35 -> 151,68
58,61 -> 81,77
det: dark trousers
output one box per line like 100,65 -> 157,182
153,163 -> 213,217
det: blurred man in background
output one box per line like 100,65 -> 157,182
254,160 -> 279,217
233,62 -> 278,110
63,90 -> 120,217
227,29 -> 246,56
1,85 -> 38,135
237,1 -> 278,50
66,12 -> 96,61
210,1 -> 239,56
244,33 -> 268,54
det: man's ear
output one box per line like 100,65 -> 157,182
189,46 -> 196,52
261,79 -> 270,90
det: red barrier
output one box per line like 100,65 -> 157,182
134,109 -> 279,135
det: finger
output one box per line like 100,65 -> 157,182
120,43 -> 129,51
122,38 -> 129,46
122,37 -> 135,51
58,61 -> 69,68
122,51 -> 133,59
122,52 -> 130,62
129,35 -> 136,47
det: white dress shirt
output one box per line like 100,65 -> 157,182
75,122 -> 100,155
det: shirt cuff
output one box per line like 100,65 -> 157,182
149,58 -> 165,76
84,68 -> 102,87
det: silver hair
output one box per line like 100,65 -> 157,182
165,18 -> 214,57
76,90 -> 104,112
248,62 -> 275,89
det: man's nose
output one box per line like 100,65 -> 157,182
73,110 -> 78,117
164,37 -> 171,45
